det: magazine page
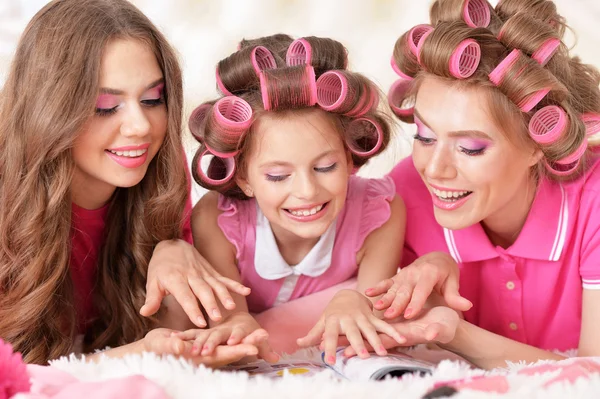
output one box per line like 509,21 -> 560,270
326,349 -> 434,381
222,348 -> 329,378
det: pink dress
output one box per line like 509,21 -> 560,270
217,176 -> 395,313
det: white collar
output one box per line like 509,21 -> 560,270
254,205 -> 336,281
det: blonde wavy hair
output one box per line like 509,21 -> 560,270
0,0 -> 188,364
389,0 -> 600,180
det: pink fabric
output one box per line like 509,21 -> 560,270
254,279 -> 357,354
70,203 -> 109,333
24,365 -> 168,399
389,155 -> 600,352
217,176 -> 395,313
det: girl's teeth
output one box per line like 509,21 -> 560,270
289,204 -> 323,217
109,149 -> 147,157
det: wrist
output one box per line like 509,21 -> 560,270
439,317 -> 467,353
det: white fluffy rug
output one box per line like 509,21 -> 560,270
41,348 -> 600,399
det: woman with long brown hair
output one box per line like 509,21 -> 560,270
0,0 -> 260,365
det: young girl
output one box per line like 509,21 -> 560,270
183,34 -> 407,364
356,0 -> 600,368
0,0 -> 257,366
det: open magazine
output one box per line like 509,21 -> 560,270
222,348 -> 434,381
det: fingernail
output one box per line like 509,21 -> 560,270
384,308 -> 395,316
192,345 -> 199,354
397,335 -> 407,343
379,346 -> 387,354
404,308 -> 412,318
327,355 -> 336,364
226,299 -> 235,308
196,317 -> 207,327
361,349 -> 368,355
212,309 -> 221,318
376,300 -> 384,307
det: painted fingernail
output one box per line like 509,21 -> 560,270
376,300 -> 384,307
192,345 -> 199,354
404,308 -> 413,318
385,308 -> 395,316
361,349 -> 369,355
327,356 -> 336,364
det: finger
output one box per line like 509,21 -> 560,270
355,317 -> 387,356
215,275 -> 252,297
341,320 -> 369,359
168,280 -> 207,327
202,330 -> 228,356
443,278 -> 473,312
297,320 -> 325,348
256,339 -> 279,363
424,323 -> 442,342
371,317 -> 407,345
404,274 -> 438,319
202,274 -> 237,310
365,278 -> 394,298
140,279 -> 166,317
171,329 -> 205,341
374,289 -> 398,311
242,329 -> 270,345
226,325 -> 247,346
188,277 -> 222,322
384,282 -> 415,319
343,333 -> 400,358
192,332 -> 212,356
195,344 -> 259,368
322,318 -> 340,365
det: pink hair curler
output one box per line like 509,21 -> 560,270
346,117 -> 384,157
390,56 -> 413,81
197,150 -> 237,185
188,103 -> 212,141
286,38 -> 312,66
415,29 -> 434,64
581,113 -> 600,136
408,25 -> 434,58
555,137 -> 588,165
204,143 -> 240,159
528,105 -> 567,144
213,96 -> 253,131
388,79 -> 414,118
347,84 -> 379,117
215,67 -> 233,96
260,65 -> 317,111
316,71 -> 348,111
463,0 -> 491,28
251,46 -> 277,75
518,88 -> 550,112
532,38 -> 560,66
489,49 -> 521,86
449,39 -> 481,79
544,158 -> 580,176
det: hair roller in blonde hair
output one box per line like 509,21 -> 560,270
582,113 -> 600,137
489,49 -> 550,112
345,117 -> 384,157
462,0 -> 491,28
391,24 -> 433,80
555,138 -> 587,166
448,39 -> 481,78
531,38 -> 560,66
388,79 -> 414,119
528,105 -> 567,145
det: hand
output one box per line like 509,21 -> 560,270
342,306 -> 460,358
365,252 -> 472,320
142,327 -> 259,368
141,239 -> 251,327
173,312 -> 279,363
296,290 -> 406,365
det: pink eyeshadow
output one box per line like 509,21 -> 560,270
459,138 -> 490,150
144,83 -> 165,99
96,94 -> 118,109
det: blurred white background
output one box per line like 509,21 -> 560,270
1,0 -> 598,202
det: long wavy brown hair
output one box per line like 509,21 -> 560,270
0,0 -> 188,364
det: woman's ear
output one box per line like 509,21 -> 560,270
529,147 -> 545,167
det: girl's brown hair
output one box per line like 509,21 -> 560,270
0,0 -> 187,364
191,34 -> 393,198
390,0 -> 600,180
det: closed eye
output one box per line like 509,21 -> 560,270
95,106 -> 118,117
315,163 -> 338,173
413,133 -> 436,145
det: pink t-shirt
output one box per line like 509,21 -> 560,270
217,176 -> 396,313
389,155 -> 600,351
70,189 -> 194,333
